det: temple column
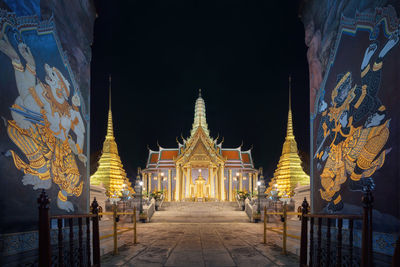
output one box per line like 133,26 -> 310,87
157,172 -> 161,191
180,166 -> 184,200
254,172 -> 258,190
189,166 -> 192,197
249,173 -> 253,195
143,173 -> 148,194
215,166 -> 219,199
220,164 -> 225,201
168,169 -> 172,201
229,169 -> 233,201
148,173 -> 152,193
209,165 -> 215,198
239,172 -> 243,191
185,166 -> 189,198
175,165 -> 180,201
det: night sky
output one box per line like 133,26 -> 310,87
91,0 -> 309,182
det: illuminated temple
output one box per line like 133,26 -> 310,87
90,80 -> 134,197
266,79 -> 309,198
141,89 -> 260,201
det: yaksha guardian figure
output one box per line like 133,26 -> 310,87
315,26 -> 399,212
0,32 -> 86,212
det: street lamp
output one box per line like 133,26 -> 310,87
139,181 -> 143,213
257,181 -> 261,213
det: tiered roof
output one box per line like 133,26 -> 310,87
145,89 -> 255,170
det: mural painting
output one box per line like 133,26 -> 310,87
0,11 -> 89,233
313,6 -> 400,234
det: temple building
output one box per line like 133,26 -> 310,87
141,89 -> 260,201
90,79 -> 134,198
266,78 -> 310,199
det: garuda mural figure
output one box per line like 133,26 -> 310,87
0,32 -> 86,212
315,27 -> 399,212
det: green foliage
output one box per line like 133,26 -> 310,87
150,190 -> 164,200
236,191 -> 250,200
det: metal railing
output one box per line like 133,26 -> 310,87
299,189 -> 373,267
98,205 -> 137,255
262,203 -> 302,255
38,190 -> 100,267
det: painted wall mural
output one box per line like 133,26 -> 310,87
311,5 -> 400,236
0,10 -> 89,233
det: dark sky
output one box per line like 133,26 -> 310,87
91,0 -> 309,181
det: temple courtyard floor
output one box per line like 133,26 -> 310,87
100,202 -> 299,267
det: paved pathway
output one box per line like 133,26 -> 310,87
101,202 -> 299,267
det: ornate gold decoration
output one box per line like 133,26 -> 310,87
266,78 -> 310,197
41,82 -> 71,117
90,80 -> 134,197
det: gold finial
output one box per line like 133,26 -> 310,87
199,88 -> 202,97
106,75 -> 114,138
286,75 -> 294,138
288,75 -> 292,111
108,76 -> 112,106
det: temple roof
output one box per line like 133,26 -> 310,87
144,89 -> 255,170
266,77 -> 309,197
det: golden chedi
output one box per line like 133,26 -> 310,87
90,78 -> 134,197
266,77 -> 310,198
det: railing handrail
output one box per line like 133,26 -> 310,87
38,190 -> 101,267
50,214 -> 97,220
305,214 -> 363,220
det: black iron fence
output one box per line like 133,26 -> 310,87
38,189 -> 100,267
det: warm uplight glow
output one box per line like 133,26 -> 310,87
236,172 -> 239,177
161,172 -> 164,177
199,169 -> 202,173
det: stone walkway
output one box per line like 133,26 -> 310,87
101,202 -> 299,267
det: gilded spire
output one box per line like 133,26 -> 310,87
286,76 -> 294,138
91,75 -> 134,197
191,88 -> 209,136
107,76 -> 114,139
265,75 -> 309,198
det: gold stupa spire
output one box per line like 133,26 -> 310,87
266,76 -> 309,198
107,76 -> 114,138
90,76 -> 134,197
191,88 -> 209,137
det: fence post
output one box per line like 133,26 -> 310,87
38,189 -> 51,267
133,206 -> 137,244
282,203 -> 287,255
113,203 -> 119,255
361,188 -> 373,267
91,197 -> 101,265
263,205 -> 267,244
299,197 -> 309,267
